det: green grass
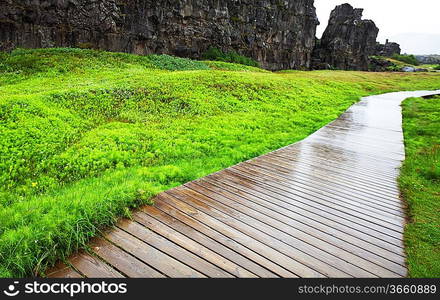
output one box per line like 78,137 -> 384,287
392,54 -> 420,66
400,96 -> 440,278
1,48 -> 440,277
204,60 -> 268,73
202,47 -> 260,67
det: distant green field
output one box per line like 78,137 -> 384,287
1,48 -> 440,277
401,96 -> 440,278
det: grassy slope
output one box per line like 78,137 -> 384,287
400,96 -> 440,278
1,48 -> 440,277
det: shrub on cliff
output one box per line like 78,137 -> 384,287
202,47 -> 259,67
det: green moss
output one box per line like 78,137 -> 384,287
1,48 -> 440,277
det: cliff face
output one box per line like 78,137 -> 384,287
0,0 -> 319,70
313,3 -> 379,70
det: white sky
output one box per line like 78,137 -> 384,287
315,0 -> 440,54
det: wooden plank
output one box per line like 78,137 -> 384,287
281,142 -> 401,170
228,165 -> 405,231
220,169 -> 405,239
184,182 -> 398,277
269,150 -> 399,185
187,179 -> 406,277
258,155 -> 404,210
316,126 -> 404,145
156,193 -> 310,277
46,262 -> 83,278
259,155 -> 401,199
205,171 -> 406,253
275,147 -> 400,178
198,176 -> 404,248
105,226 -> 206,278
69,252 -> 124,278
117,219 -> 233,278
303,138 -> 405,160
163,190 -> 341,278
173,186 -> 363,277
303,140 -> 403,163
138,206 -> 275,277
235,162 -> 404,223
150,199 -> 289,277
89,237 -> 165,278
133,211 -> 257,278
240,161 -> 405,219
309,135 -> 405,156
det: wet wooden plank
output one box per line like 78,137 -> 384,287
258,156 -> 402,198
139,206 -> 277,277
69,252 -> 124,278
261,154 -> 402,203
148,200 -> 289,277
89,237 -> 165,278
106,227 -> 206,278
184,182 -> 394,277
133,211 -> 257,278
238,161 -> 405,219
157,192 -> 307,277
204,171 -> 407,260
186,179 -> 406,277
46,262 -> 83,278
116,219 -> 234,278
164,189 -> 339,278
216,170 -> 405,239
195,176 -> 404,248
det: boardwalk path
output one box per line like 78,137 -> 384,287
48,90 -> 440,278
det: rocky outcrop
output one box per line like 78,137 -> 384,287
312,3 -> 379,70
0,0 -> 319,70
375,40 -> 401,57
368,56 -> 395,72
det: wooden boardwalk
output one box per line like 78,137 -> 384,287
48,90 -> 440,278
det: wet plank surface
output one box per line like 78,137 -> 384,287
48,90 -> 440,278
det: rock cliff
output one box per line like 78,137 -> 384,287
313,3 -> 379,70
375,40 -> 401,57
0,0 -> 319,70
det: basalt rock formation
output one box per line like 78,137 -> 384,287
375,40 -> 401,57
312,3 -> 379,70
0,0 -> 319,70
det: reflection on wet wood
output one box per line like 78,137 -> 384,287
48,90 -> 440,278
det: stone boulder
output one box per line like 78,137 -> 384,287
401,66 -> 415,72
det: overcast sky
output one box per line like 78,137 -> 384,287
315,0 -> 440,54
